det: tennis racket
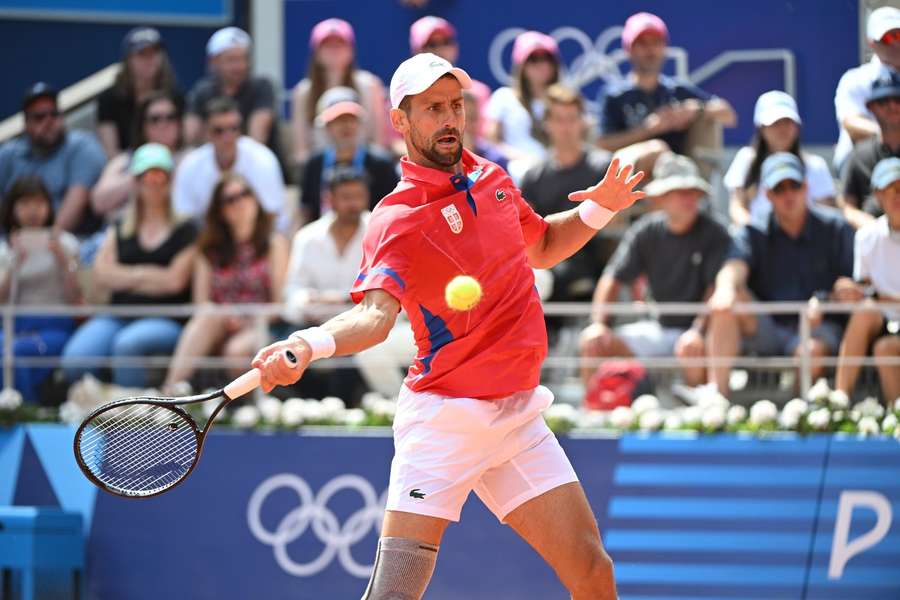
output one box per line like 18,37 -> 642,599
73,349 -> 298,498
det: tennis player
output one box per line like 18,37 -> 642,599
252,53 -> 643,600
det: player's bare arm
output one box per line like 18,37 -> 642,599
527,157 -> 645,269
252,289 -> 400,391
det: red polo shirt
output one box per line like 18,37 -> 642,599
349,149 -> 549,399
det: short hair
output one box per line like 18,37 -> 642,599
204,96 -> 241,120
545,84 -> 584,117
1,175 -> 54,234
327,166 -> 370,192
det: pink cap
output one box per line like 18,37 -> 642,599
410,16 -> 456,53
309,18 -> 355,50
621,12 -> 668,51
511,31 -> 559,66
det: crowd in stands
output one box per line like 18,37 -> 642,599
0,8 -> 899,408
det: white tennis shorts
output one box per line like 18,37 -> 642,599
386,384 -> 578,523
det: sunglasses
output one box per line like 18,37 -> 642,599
424,37 -> 456,50
221,189 -> 252,205
25,108 -> 60,123
771,180 -> 803,194
146,112 -> 178,125
210,124 -> 241,136
880,30 -> 900,45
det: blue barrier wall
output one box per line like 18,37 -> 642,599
2,425 -> 899,599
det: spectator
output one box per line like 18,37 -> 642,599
833,6 -> 900,172
579,153 -> 730,388
61,144 -> 197,388
164,173 -> 288,389
283,167 -> 385,401
840,71 -> 900,228
462,89 -> 508,171
520,84 -> 611,302
0,83 -> 107,236
298,87 -> 399,224
185,27 -> 283,170
597,12 -> 736,176
96,27 -> 183,158
173,97 -> 290,233
835,157 -> 900,405
486,31 -> 560,164
725,91 -> 835,226
409,16 -> 492,135
93,91 -> 186,222
291,18 -> 388,165
0,176 -> 80,402
706,153 -> 856,396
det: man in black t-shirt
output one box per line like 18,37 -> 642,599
840,71 -> 900,227
597,12 -> 735,176
521,85 -> 612,303
298,87 -> 399,224
578,153 -> 731,387
185,27 -> 284,173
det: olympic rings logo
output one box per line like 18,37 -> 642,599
247,473 -> 387,578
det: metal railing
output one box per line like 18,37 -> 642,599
3,300 -> 899,397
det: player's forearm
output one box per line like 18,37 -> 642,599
528,208 -> 597,269
296,290 -> 399,357
320,305 -> 394,355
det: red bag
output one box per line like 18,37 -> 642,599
584,360 -> 647,410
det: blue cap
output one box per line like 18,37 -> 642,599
761,152 -> 805,190
871,157 -> 900,190
867,71 -> 900,105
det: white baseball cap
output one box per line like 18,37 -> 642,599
753,90 -> 801,127
389,53 -> 472,109
206,27 -> 251,57
867,6 -> 900,42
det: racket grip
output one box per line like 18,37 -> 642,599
223,350 -> 299,399
224,369 -> 261,400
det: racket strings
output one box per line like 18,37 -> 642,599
78,404 -> 199,495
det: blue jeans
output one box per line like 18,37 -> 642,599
61,316 -> 183,387
0,316 -> 75,403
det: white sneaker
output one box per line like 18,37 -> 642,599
672,382 -> 719,406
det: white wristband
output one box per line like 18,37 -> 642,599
578,201 -> 616,230
289,327 -> 336,360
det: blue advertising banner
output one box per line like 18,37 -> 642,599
3,425 -> 900,599
283,0 -> 859,145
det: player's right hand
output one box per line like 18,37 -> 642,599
252,338 -> 311,392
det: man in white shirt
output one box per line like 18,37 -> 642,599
833,6 -> 900,171
835,157 -> 900,405
283,166 -> 415,398
173,96 -> 291,232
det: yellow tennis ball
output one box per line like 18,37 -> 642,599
445,275 -> 482,311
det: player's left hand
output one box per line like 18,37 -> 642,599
568,158 -> 646,211
251,338 -> 311,392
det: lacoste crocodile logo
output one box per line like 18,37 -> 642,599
409,488 -> 426,500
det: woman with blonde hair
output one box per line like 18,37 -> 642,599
164,173 -> 288,388
61,144 -> 197,387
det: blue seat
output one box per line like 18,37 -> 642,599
0,507 -> 85,600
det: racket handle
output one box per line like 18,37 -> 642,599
223,350 -> 299,400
